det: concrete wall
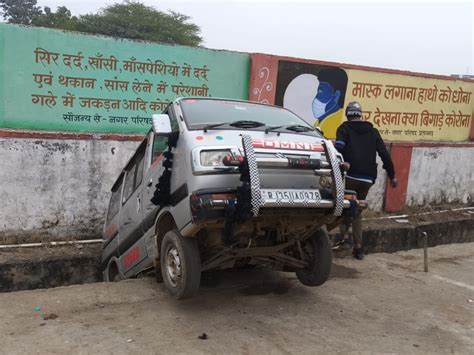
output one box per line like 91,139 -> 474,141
1,137 -> 472,240
0,132 -> 387,243
406,146 -> 474,206
0,136 -> 140,240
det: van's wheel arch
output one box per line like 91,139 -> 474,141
160,229 -> 201,299
295,228 -> 332,286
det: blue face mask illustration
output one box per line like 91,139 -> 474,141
312,82 -> 341,122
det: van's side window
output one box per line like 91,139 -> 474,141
107,175 -> 123,224
169,109 -> 179,132
135,150 -> 145,188
122,164 -> 136,203
152,135 -> 168,162
122,142 -> 147,204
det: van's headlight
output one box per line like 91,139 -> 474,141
200,150 -> 231,167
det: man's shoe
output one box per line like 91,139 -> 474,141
352,248 -> 364,260
332,237 -> 352,251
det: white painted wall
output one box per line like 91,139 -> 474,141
365,155 -> 387,211
407,147 -> 474,206
0,138 -> 140,239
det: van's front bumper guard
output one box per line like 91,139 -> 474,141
191,135 -> 361,223
238,134 -> 346,217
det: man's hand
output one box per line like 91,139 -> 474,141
339,162 -> 350,171
390,177 -> 398,188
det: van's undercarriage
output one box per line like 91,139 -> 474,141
195,209 -> 339,272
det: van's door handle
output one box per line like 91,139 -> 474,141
147,179 -> 153,187
137,195 -> 141,214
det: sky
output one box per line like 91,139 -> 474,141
35,0 -> 473,76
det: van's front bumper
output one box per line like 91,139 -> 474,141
190,188 -> 368,223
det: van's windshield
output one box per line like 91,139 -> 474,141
179,98 -> 323,137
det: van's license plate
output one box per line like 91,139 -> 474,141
260,189 -> 321,203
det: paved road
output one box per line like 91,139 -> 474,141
1,243 -> 473,354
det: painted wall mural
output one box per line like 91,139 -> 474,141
274,61 -> 348,138
249,54 -> 473,141
0,24 -> 250,134
345,69 -> 472,142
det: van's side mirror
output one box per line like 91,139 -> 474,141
152,114 -> 172,134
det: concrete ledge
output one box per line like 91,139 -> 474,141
363,218 -> 474,254
0,216 -> 472,292
0,245 -> 102,292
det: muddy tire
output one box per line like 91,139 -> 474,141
295,229 -> 332,286
160,230 -> 201,299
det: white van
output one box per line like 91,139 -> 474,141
102,98 -> 366,299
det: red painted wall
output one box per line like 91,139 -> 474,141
248,54 -> 278,104
384,145 -> 413,212
470,114 -> 474,141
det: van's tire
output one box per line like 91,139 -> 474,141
155,264 -> 164,283
107,260 -> 121,282
160,230 -> 201,299
295,229 -> 332,287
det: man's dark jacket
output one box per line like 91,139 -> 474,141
335,120 -> 395,182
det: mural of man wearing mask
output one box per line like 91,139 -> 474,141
311,68 -> 348,138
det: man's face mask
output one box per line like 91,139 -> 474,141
312,82 -> 334,119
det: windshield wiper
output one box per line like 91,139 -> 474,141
265,125 -> 284,135
229,120 -> 265,128
285,125 -> 314,132
203,122 -> 227,132
203,120 -> 265,132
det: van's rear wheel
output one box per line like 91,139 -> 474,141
106,260 -> 121,282
160,230 -> 201,299
295,229 -> 332,286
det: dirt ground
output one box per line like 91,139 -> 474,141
1,243 -> 473,354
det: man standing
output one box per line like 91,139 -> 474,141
334,101 -> 397,260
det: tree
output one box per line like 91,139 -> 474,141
31,6 -> 78,30
75,2 -> 202,46
0,0 -> 42,25
2,1 -> 202,46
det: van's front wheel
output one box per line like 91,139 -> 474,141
160,230 -> 201,299
295,229 -> 332,286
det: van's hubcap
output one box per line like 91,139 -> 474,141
166,247 -> 181,287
